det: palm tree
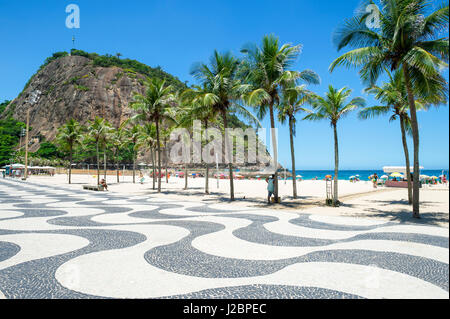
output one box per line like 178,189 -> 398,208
190,51 -> 249,200
330,0 -> 449,217
130,78 -> 176,193
278,84 -> 317,198
241,34 -> 320,202
55,118 -> 83,184
361,71 -> 414,203
101,121 -> 113,180
87,117 -> 111,186
303,85 -> 365,206
161,126 -> 172,184
138,123 -> 157,189
360,70 -> 447,204
127,124 -> 142,183
111,122 -> 128,183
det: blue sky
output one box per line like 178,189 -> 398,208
0,0 -> 448,169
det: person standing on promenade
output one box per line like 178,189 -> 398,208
266,174 -> 275,204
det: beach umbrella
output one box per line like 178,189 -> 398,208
390,172 -> 403,178
431,176 -> 438,179
325,175 -> 332,179
349,175 -> 356,179
420,174 -> 429,179
380,175 -> 388,179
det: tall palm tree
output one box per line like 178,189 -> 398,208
101,121 -> 113,180
361,70 -> 447,203
241,34 -> 320,202
161,126 -> 172,184
330,0 -> 449,217
131,78 -> 176,193
190,50 -> 248,200
111,122 -> 128,183
278,84 -> 317,199
127,124 -> 142,184
138,123 -> 157,189
304,85 -> 365,206
87,117 -> 111,186
55,118 -> 83,184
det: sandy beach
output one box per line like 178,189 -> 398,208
16,173 -> 449,227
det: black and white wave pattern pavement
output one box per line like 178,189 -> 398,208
0,178 -> 448,299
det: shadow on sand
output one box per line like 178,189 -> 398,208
343,198 -> 448,227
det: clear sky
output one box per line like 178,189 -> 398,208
0,0 -> 448,170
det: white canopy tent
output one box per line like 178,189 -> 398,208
383,166 -> 424,175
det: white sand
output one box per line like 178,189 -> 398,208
12,173 -> 450,227
24,173 -> 379,200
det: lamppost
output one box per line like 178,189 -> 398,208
23,109 -> 30,181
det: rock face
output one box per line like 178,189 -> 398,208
6,55 -> 147,151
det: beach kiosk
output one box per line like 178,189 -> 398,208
2,164 -> 25,177
382,166 -> 423,188
2,164 -> 56,177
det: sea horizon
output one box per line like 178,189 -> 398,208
283,169 -> 449,180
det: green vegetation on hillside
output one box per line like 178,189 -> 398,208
0,100 -> 26,166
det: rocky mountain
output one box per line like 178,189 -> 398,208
3,54 -> 171,151
2,51 -> 272,168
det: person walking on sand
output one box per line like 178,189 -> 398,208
139,171 -> 145,184
266,174 -> 275,204
372,173 -> 378,188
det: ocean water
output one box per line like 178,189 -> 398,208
283,169 -> 449,181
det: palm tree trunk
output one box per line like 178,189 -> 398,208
156,119 -> 161,193
116,160 -> 120,183
402,64 -> 420,218
69,144 -> 73,184
222,110 -> 234,201
96,141 -> 100,186
184,165 -> 188,190
205,120 -> 209,194
133,149 -> 136,183
400,116 -> 413,205
164,138 -> 168,183
103,151 -> 107,179
150,148 -> 155,190
268,102 -> 279,202
333,122 -> 339,206
288,116 -> 297,199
